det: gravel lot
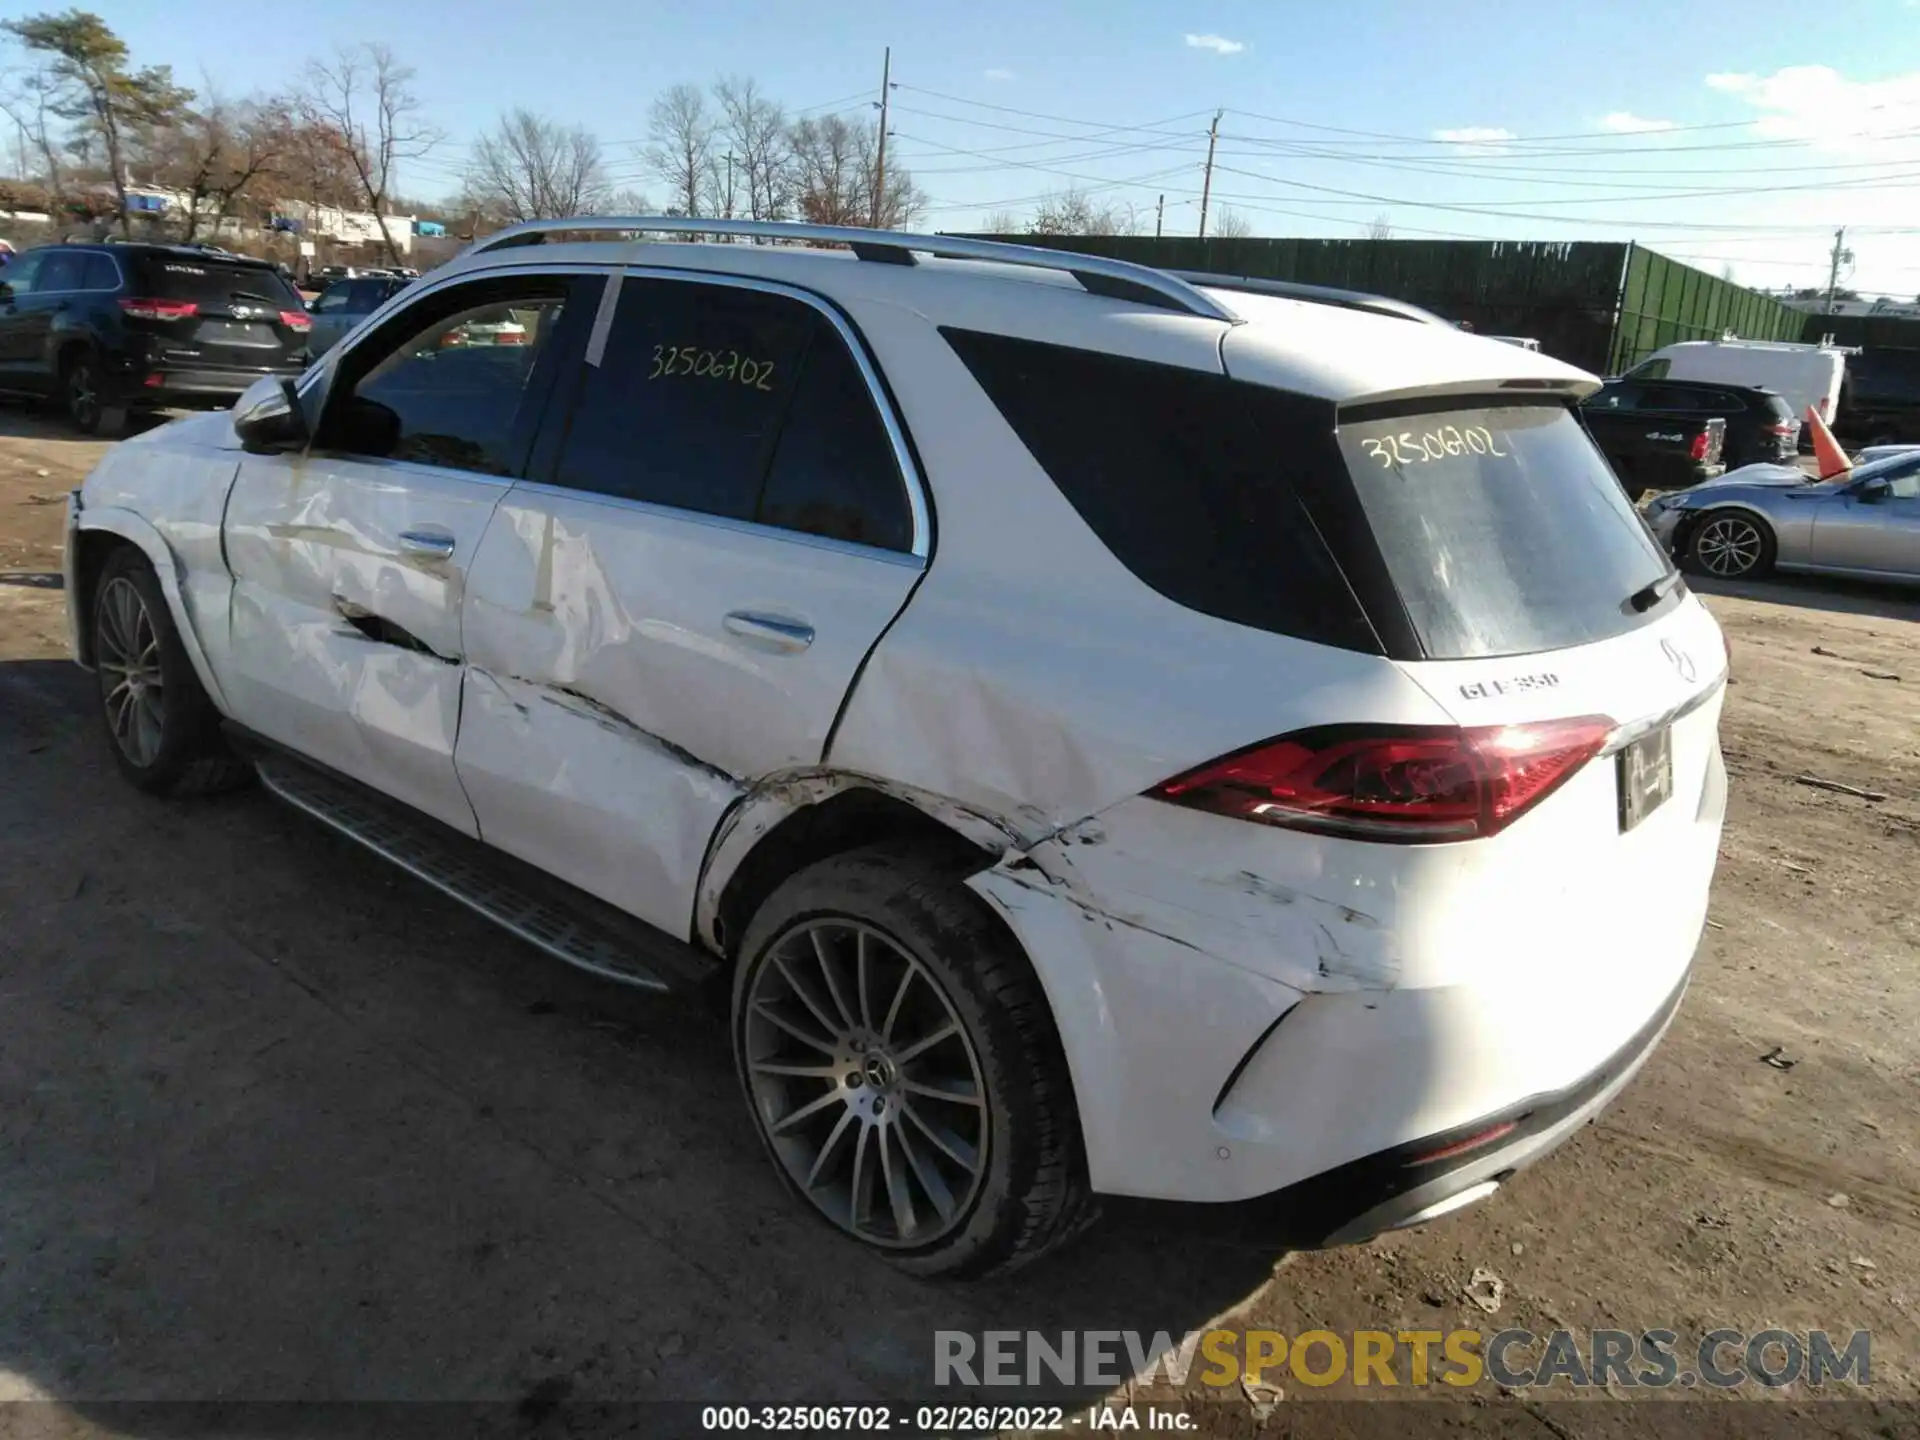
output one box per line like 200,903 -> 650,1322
1,408 -> 1916,1435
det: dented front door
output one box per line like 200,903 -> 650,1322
222,453 -> 506,834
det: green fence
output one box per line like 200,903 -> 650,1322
1609,246 -> 1804,373
950,233 -> 1805,376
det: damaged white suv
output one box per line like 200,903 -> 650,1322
63,219 -> 1727,1277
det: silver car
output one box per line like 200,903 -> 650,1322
1647,452 -> 1920,582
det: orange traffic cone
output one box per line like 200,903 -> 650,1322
1807,404 -> 1852,481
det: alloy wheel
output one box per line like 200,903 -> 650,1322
96,576 -> 166,766
67,360 -> 100,430
1694,516 -> 1765,577
743,920 -> 990,1249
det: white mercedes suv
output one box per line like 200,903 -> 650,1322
62,219 -> 1728,1277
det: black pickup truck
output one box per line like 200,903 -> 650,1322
1580,378 -> 1781,497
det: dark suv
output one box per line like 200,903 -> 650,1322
1837,347 -> 1920,448
1582,377 -> 1798,488
0,242 -> 311,433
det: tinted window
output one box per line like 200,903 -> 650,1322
551,279 -> 812,519
2,251 -> 46,294
1586,382 -> 1640,410
1639,384 -> 1710,412
38,252 -> 84,291
128,254 -> 301,309
1847,349 -> 1920,403
757,335 -> 910,550
81,253 -> 119,290
312,284 -> 353,314
942,328 -> 1377,652
1337,403 -> 1673,658
319,283 -> 570,477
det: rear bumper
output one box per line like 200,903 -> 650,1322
108,366 -> 303,410
1122,965 -> 1689,1248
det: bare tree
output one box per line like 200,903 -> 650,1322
789,113 -> 925,229
979,209 -> 1023,235
1363,212 -> 1393,240
1211,207 -> 1253,239
714,76 -> 793,223
464,109 -> 607,224
644,83 -> 714,218
144,88 -> 289,241
4,11 -> 191,235
301,43 -> 442,263
1029,188 -> 1135,236
0,60 -> 66,210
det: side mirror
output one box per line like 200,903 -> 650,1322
1857,477 -> 1891,503
232,376 -> 307,454
319,393 -> 402,457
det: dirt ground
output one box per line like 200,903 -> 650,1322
1,407 -> 1916,1438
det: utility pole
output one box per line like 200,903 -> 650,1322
1197,109 -> 1222,239
1824,227 -> 1853,315
870,46 -> 892,229
722,151 -> 738,223
1155,193 -> 1164,239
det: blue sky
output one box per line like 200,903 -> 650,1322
70,0 -> 1920,293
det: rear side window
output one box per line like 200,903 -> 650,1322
941,328 -> 1378,652
81,253 -> 118,290
757,336 -> 910,551
1337,403 -> 1674,658
552,278 -> 812,520
39,251 -> 83,291
129,254 -> 300,308
550,279 -> 912,550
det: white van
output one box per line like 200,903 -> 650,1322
1622,339 -> 1847,427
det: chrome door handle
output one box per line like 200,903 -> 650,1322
723,611 -> 814,652
397,529 -> 456,560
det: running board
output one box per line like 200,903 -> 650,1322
251,752 -> 718,995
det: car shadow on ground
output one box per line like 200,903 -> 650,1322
0,659 -> 1307,1428
1687,571 -> 1920,624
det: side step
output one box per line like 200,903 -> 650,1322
251,751 -> 720,995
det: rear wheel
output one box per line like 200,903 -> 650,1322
732,848 -> 1091,1278
63,351 -> 126,437
1684,511 -> 1775,579
91,548 -> 252,796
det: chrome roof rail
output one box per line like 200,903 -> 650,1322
463,216 -> 1241,323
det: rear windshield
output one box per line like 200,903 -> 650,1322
128,254 -> 300,308
1337,403 -> 1675,658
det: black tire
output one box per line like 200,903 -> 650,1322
63,349 -> 106,434
1682,509 -> 1776,580
91,547 -> 253,797
732,847 -> 1092,1278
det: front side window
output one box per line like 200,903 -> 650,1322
80,253 -> 118,290
1,251 -> 46,294
315,281 -> 571,477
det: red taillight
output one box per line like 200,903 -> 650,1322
1147,718 -> 1615,843
280,309 -> 311,333
1689,431 -> 1711,461
1766,421 -> 1796,436
118,297 -> 197,322
496,329 -> 527,345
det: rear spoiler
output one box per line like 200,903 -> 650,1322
1163,270 -> 1453,328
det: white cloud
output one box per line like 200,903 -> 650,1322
1184,33 -> 1245,55
1705,64 -> 1920,155
983,67 -> 1016,82
1600,111 -> 1677,133
1433,125 -> 1516,154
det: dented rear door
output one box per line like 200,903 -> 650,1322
454,270 -> 925,940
